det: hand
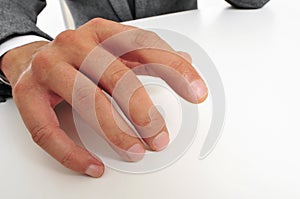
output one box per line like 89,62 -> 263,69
0,18 -> 208,178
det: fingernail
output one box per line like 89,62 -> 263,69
127,144 -> 145,162
85,164 -> 104,178
190,80 -> 208,102
152,131 -> 169,151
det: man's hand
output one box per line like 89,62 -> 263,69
0,18 -> 207,178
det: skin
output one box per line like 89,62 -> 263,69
0,18 -> 208,178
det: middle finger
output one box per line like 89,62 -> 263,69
79,46 -> 170,151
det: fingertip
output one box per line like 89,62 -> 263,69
87,152 -> 105,177
151,131 -> 170,151
197,88 -> 209,104
190,80 -> 208,104
85,164 -> 105,178
126,143 -> 146,162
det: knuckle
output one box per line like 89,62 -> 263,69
31,50 -> 51,70
133,30 -> 161,48
168,58 -> 192,79
85,18 -> 116,43
133,116 -> 152,127
108,132 -> 128,149
167,58 -> 187,72
32,50 -> 49,65
73,84 -> 95,106
54,30 -> 77,45
131,106 -> 164,128
60,147 -> 77,168
107,67 -> 130,89
31,125 -> 54,148
87,18 -> 106,27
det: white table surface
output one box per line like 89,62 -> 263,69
1,0 -> 300,198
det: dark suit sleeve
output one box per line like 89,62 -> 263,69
0,0 -> 53,44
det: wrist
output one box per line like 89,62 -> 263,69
0,41 -> 49,87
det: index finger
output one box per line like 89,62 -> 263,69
78,19 -> 208,103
